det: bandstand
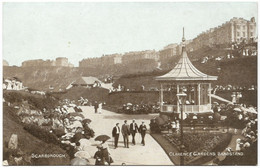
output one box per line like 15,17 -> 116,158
155,30 -> 218,114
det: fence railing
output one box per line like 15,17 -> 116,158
161,104 -> 211,113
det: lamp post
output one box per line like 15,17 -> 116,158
177,92 -> 187,166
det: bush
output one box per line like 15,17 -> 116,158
23,124 -> 59,145
4,91 -> 59,110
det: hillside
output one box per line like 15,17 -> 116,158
3,46 -> 257,92
3,102 -> 70,165
3,59 -> 158,91
114,56 -> 257,90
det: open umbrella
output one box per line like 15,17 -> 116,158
74,107 -> 83,112
161,115 -> 169,122
71,157 -> 89,166
155,116 -> 166,126
82,119 -> 92,125
94,135 -> 110,142
127,103 -> 132,106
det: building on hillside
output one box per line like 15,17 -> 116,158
3,60 -> 9,66
159,43 -> 178,61
3,77 -> 24,90
79,53 -> 121,68
71,76 -> 101,88
114,54 -> 123,64
42,59 -> 56,67
176,39 -> 193,55
68,63 -> 74,67
100,54 -> 116,66
183,17 -> 257,52
79,57 -> 102,68
122,50 -> 159,64
22,57 -> 73,67
22,59 -> 45,67
56,57 -> 68,67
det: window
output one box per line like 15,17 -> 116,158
237,32 -> 240,36
250,25 -> 253,29
237,25 -> 240,29
243,32 -> 245,37
251,32 -> 254,37
243,25 -> 246,30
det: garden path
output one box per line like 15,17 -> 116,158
80,106 -> 173,165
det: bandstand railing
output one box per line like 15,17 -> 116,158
160,104 -> 211,113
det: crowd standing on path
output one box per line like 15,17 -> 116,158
112,120 -> 147,149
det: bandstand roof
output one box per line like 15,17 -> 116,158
155,29 -> 218,82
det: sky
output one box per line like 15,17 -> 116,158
2,2 -> 258,67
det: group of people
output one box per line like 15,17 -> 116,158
119,104 -> 160,114
112,120 -> 147,148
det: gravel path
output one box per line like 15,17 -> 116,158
80,106 -> 173,165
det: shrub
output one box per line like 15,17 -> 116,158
23,124 -> 59,145
4,91 -> 58,110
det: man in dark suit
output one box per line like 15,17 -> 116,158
112,123 -> 120,149
94,101 -> 98,113
121,120 -> 130,148
130,119 -> 139,145
139,121 -> 147,146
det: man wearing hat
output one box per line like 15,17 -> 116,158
130,119 -> 139,145
139,121 -> 147,146
121,120 -> 130,148
112,123 -> 120,149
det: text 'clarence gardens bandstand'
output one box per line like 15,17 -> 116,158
155,30 -> 218,114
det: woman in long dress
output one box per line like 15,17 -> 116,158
100,140 -> 113,165
98,103 -> 103,114
94,145 -> 105,165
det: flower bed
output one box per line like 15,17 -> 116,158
164,132 -> 232,162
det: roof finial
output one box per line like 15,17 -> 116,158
182,27 -> 185,42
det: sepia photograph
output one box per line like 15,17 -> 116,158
2,1 -> 258,166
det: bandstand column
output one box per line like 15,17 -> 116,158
198,83 -> 200,112
160,83 -> 164,106
177,84 -> 179,113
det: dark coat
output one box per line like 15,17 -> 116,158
121,124 -> 130,136
139,124 -> 147,134
130,123 -> 139,133
94,150 -> 105,165
112,126 -> 120,137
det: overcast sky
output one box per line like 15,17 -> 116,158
3,2 -> 258,66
